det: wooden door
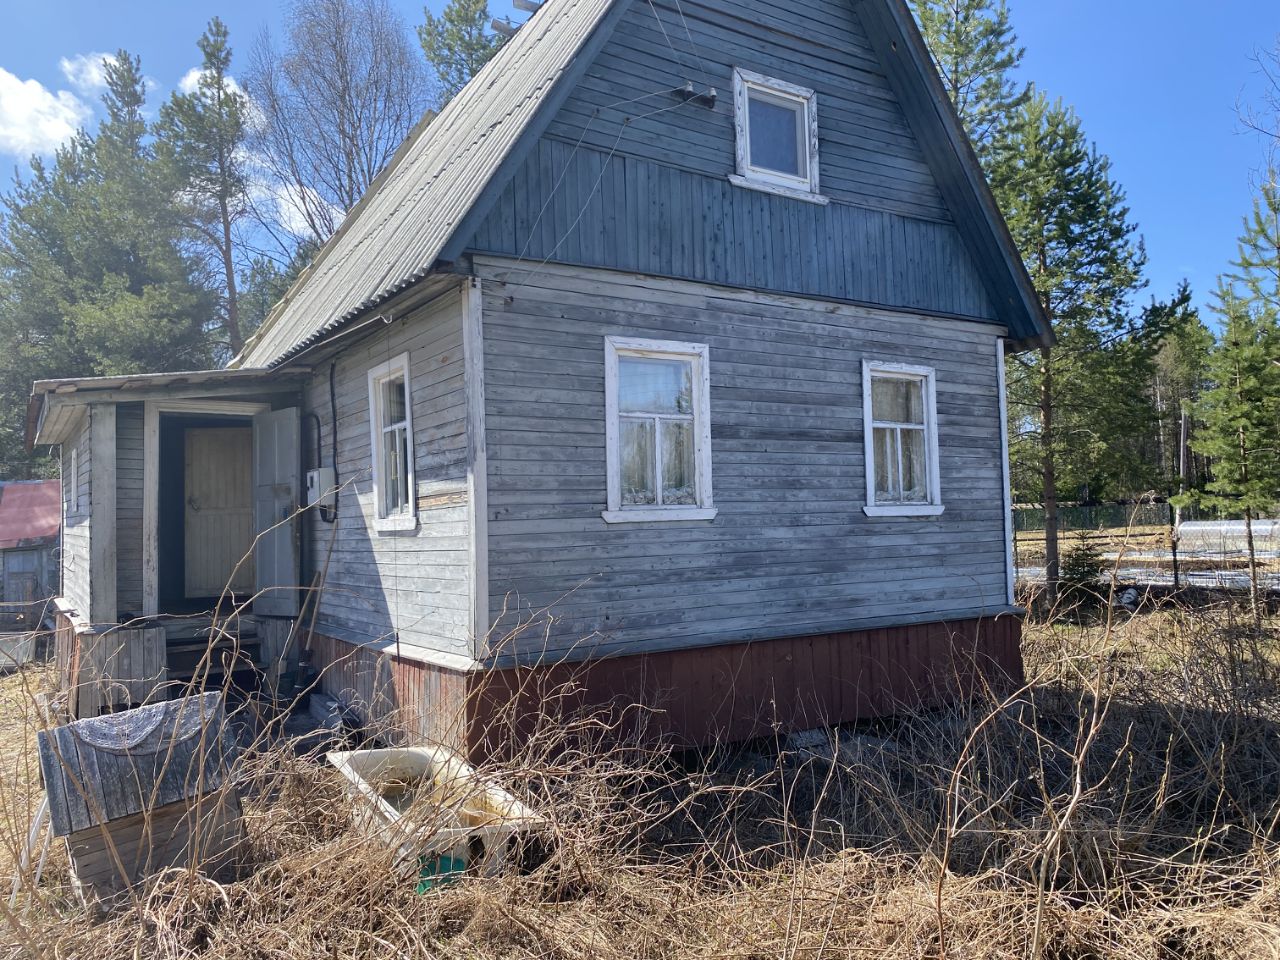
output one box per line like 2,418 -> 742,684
252,408 -> 301,618
184,427 -> 254,598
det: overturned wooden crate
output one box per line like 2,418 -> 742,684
328,746 -> 542,879
37,691 -> 243,904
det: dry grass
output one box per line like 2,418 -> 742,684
5,604 -> 1280,959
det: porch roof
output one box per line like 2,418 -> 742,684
0,480 -> 60,549
26,366 -> 309,448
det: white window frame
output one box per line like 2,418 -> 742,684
367,352 -> 417,532
67,445 -> 79,518
604,337 -> 716,524
862,360 -> 944,517
730,67 -> 826,205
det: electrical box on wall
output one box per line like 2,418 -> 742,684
306,467 -> 336,510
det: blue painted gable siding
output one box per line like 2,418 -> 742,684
466,0 -> 996,322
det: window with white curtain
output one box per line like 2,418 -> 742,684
862,360 -> 943,517
604,337 -> 715,523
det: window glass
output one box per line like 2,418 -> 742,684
868,369 -> 935,507
618,358 -> 693,414
873,426 -> 895,501
871,377 -> 924,424
382,425 -> 409,514
900,429 -> 928,502
748,91 -> 803,176
620,418 -> 656,505
661,420 -> 696,505
381,374 -> 407,426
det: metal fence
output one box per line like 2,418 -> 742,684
1012,502 -> 1174,533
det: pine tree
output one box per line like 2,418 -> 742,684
418,0 -> 506,102
156,18 -> 251,355
0,52 -> 212,474
238,238 -> 320,336
992,93 -> 1148,605
1151,286 -> 1213,495
1177,286 -> 1280,629
909,0 -> 1029,160
1227,174 -> 1280,315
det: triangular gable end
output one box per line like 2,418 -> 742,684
239,0 -> 1049,367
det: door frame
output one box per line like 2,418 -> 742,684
142,399 -> 269,617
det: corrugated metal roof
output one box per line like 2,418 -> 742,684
0,480 -> 60,549
236,0 -> 617,367
29,367 -> 295,397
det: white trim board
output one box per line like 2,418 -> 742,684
462,277 -> 491,660
88,404 -> 117,624
996,337 -> 1015,606
142,399 -> 269,617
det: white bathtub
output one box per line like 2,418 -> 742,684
327,746 -> 541,876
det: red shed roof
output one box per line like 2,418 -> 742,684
0,480 -> 60,550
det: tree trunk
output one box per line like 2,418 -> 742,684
1040,345 -> 1060,609
218,188 -> 242,354
1245,508 -> 1262,632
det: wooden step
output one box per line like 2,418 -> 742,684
161,615 -> 258,642
166,636 -> 261,656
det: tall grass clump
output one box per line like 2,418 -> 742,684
3,599 -> 1280,959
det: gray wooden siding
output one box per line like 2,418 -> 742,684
477,257 -> 1010,662
466,0 -> 994,322
61,419 -> 92,618
115,403 -> 144,618
302,288 -> 473,659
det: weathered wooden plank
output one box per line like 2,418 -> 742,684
300,287 -> 475,658
473,258 -> 1009,660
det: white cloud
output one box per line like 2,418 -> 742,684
177,66 -> 245,98
0,67 -> 91,157
58,52 -> 111,95
246,168 -> 341,239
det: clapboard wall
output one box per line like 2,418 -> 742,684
60,417 -> 92,619
467,0 -> 994,322
301,289 -> 474,660
477,257 -> 1010,663
115,403 -> 144,618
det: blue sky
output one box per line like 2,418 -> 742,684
0,1 -> 1276,319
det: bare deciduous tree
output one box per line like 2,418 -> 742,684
245,0 -> 435,244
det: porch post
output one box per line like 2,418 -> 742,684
88,404 -> 117,624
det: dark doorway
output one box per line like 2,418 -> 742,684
157,413 -> 254,614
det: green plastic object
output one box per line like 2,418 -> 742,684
416,854 -> 466,893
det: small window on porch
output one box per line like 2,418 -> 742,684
368,353 -> 416,531
66,446 -> 79,517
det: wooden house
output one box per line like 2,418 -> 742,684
27,0 -> 1050,749
36,692 -> 242,904
0,479 -> 59,631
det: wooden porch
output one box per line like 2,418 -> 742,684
53,599 -> 293,719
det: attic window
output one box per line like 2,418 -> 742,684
730,68 -> 825,204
